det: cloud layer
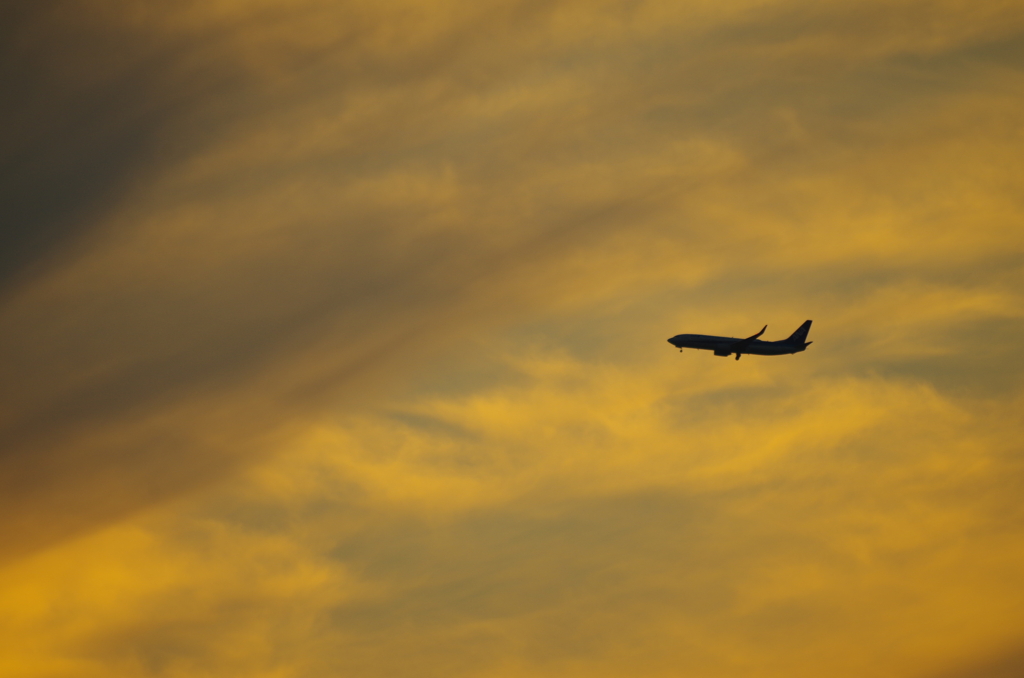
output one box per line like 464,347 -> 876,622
2,1 -> 1023,676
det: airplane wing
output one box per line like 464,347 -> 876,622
728,325 -> 767,353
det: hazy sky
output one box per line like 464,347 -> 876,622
2,2 -> 1024,676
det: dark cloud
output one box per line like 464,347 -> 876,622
928,646 -> 1024,678
0,1 -> 566,559
0,3 -> 250,294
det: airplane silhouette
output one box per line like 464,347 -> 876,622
668,320 -> 812,360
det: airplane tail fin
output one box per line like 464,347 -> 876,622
786,320 -> 812,345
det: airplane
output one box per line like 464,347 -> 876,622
668,320 -> 812,360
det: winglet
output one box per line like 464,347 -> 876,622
730,325 -> 767,353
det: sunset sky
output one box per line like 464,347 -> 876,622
2,2 -> 1024,676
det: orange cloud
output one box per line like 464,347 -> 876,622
2,1 -> 1023,676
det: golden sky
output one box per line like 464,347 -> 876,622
2,1 -> 1024,676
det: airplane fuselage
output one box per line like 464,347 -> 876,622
668,334 -> 808,356
668,321 -> 813,359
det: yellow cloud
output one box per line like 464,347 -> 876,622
3,1 -> 1024,676
6,356 -> 1024,677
